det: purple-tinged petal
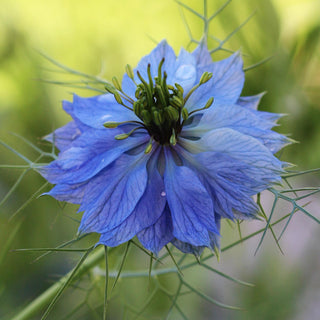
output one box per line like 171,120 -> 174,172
137,204 -> 173,254
79,153 -> 149,234
164,148 -> 218,247
195,152 -> 260,219
98,149 -> 167,247
44,182 -> 85,204
171,239 -> 205,256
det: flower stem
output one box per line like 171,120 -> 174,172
11,246 -> 105,320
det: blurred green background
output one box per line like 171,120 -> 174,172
0,0 -> 319,319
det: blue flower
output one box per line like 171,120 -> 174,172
41,40 -> 289,255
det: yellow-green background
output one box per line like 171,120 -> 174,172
0,0 -> 319,319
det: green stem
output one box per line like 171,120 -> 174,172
203,0 -> 209,42
11,210 -> 294,320
11,246 -> 105,320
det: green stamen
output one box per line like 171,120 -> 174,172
189,97 -> 214,116
184,71 -> 213,103
115,127 -> 143,140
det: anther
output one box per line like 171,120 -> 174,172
115,127 -> 142,140
144,137 -> 153,154
112,76 -> 122,91
125,64 -> 135,80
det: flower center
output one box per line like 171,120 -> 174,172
104,59 -> 214,150
133,59 -> 187,145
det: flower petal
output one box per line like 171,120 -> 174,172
185,52 -> 245,112
192,42 -> 212,67
98,150 -> 167,247
122,40 -> 177,99
201,128 -> 284,175
182,103 -> 290,153
237,94 -> 284,122
171,238 -> 205,256
164,149 -> 218,247
137,203 -> 173,254
41,129 -> 149,184
79,153 -> 149,234
70,94 -> 138,129
44,121 -> 81,152
44,181 -> 85,204
195,152 -> 260,218
172,48 -> 197,93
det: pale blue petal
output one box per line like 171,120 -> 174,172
201,128 -> 284,175
172,48 -> 197,93
191,42 -> 212,67
136,40 -> 176,80
122,40 -> 177,99
237,93 -> 265,110
237,94 -> 284,122
41,129 -> 149,184
182,103 -> 289,153
185,52 -> 244,112
183,103 -> 275,135
71,94 -> 137,129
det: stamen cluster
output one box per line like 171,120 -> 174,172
104,59 -> 214,149
133,59 -> 187,145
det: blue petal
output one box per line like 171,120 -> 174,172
137,203 -> 173,254
185,52 -> 245,112
195,152 -> 260,218
237,93 -> 265,110
191,42 -> 212,67
98,149 -> 167,247
45,181 -> 85,204
79,153 -> 149,234
182,103 -> 289,153
41,129 -> 149,184
172,48 -> 197,93
237,94 -> 284,122
70,94 -> 137,129
209,216 -> 221,249
171,239 -> 205,256
183,103 -> 275,134
164,149 -> 218,247
136,40 -> 176,80
122,40 -> 177,98
44,121 -> 81,152
201,128 -> 284,175
171,215 -> 221,253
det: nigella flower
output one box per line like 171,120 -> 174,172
41,40 -> 289,255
